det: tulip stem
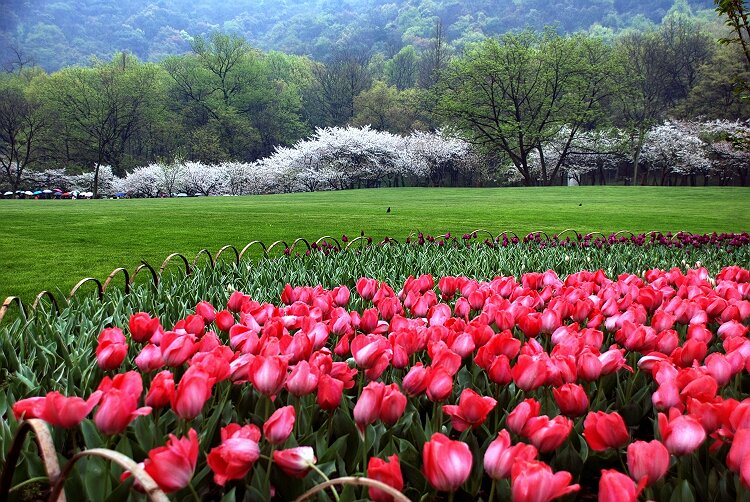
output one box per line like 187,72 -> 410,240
488,479 -> 497,502
265,447 -> 274,495
188,480 -> 200,502
309,463 -> 340,502
447,491 -> 455,502
361,428 -> 368,475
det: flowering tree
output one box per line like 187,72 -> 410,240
641,121 -> 712,185
701,119 -> 750,185
122,164 -> 162,198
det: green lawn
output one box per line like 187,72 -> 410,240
1,186 -> 748,303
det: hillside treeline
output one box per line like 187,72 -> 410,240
1,0 -> 715,72
1,10 -> 749,193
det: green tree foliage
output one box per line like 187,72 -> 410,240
36,54 -> 164,195
163,33 -> 308,161
438,31 -> 619,186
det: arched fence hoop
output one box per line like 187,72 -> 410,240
192,249 -> 214,270
102,268 -> 131,295
294,476 -> 410,502
315,235 -> 341,248
0,419 -> 65,502
159,253 -> 191,277
239,240 -> 268,261
290,238 -> 311,254
344,235 -> 371,251
68,278 -> 103,303
215,245 -> 240,265
32,291 -> 60,316
556,228 -> 583,240
131,261 -> 159,289
495,231 -> 520,241
0,296 -> 26,324
47,448 -> 168,502
266,240 -> 290,256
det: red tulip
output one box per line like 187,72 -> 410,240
195,301 -> 216,324
143,429 -> 199,493
171,366 -> 215,419
160,330 -> 198,367
129,312 -> 161,343
96,327 -> 128,371
354,381 -> 385,433
249,355 -> 288,397
12,396 -> 46,420
658,409 -> 706,455
442,388 -> 497,432
627,440 -> 670,485
263,405 -> 296,445
380,384 -> 407,426
317,373 -> 344,411
728,428 -> 750,476
146,370 -> 175,408
524,415 -> 574,453
135,343 -> 164,372
584,411 -> 630,451
227,291 -> 248,312
215,310 -> 235,332
484,430 -> 538,480
367,455 -> 404,502
94,373 -> 151,435
599,469 -> 645,502
41,391 -> 102,428
512,354 -> 549,391
511,459 -> 580,502
553,383 -> 589,417
207,424 -> 261,486
402,363 -> 430,397
422,433 -> 472,492
273,446 -> 317,478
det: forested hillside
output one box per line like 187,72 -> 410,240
1,0 -> 714,70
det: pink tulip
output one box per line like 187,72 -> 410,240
146,370 -> 175,409
42,391 -> 103,428
484,430 -> 537,480
511,459 -> 580,502
658,409 -> 706,455
263,406 -> 296,445
627,440 -> 670,485
143,429 -> 199,493
422,433 -> 472,492
273,446 -> 317,477
249,355 -> 288,397
171,366 -> 215,419
599,469 -> 645,502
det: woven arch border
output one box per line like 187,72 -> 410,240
0,229 -> 720,324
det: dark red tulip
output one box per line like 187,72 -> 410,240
207,424 -> 261,486
367,455 -> 404,502
584,411 -> 630,451
129,312 -> 161,343
442,388 -> 497,432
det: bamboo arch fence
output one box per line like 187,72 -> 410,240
0,229 -> 693,325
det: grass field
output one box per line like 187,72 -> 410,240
1,186 -> 748,303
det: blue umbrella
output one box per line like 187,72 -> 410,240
116,192 -> 126,197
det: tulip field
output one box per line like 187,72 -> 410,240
1,232 -> 750,501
